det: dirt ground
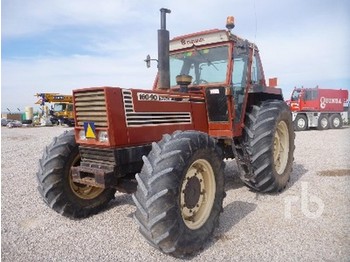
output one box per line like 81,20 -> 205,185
1,126 -> 349,261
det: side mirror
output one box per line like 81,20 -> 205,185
144,54 -> 151,68
144,54 -> 158,68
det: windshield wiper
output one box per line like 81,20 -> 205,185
192,44 -> 219,71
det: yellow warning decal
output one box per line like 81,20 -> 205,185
84,122 -> 96,139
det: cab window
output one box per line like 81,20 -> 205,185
251,53 -> 262,84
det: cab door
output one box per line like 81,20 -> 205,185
231,40 -> 251,136
205,44 -> 234,138
206,86 -> 233,137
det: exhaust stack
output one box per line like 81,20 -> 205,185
157,8 -> 171,90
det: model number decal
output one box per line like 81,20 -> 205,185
137,92 -> 174,102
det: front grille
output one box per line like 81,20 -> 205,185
79,146 -> 116,167
122,89 -> 192,126
74,90 -> 108,127
126,112 -> 192,126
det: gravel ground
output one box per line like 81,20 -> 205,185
1,126 -> 350,261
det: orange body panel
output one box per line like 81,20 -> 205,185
74,87 -> 209,148
73,28 -> 279,149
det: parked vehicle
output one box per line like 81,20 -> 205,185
35,93 -> 75,126
288,87 -> 349,131
37,9 -> 295,257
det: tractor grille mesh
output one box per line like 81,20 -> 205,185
74,90 -> 108,127
122,89 -> 192,126
79,147 -> 115,166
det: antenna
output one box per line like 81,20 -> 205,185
252,0 -> 258,57
253,0 -> 257,42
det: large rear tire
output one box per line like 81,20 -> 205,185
240,100 -> 295,192
132,131 -> 225,257
37,130 -> 116,218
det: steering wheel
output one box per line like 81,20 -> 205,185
193,79 -> 208,85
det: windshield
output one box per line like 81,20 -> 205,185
291,89 -> 301,101
53,103 -> 66,112
170,45 -> 229,86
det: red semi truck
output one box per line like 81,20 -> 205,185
289,87 -> 349,131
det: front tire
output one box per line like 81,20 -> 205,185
132,131 -> 225,257
241,100 -> 295,192
294,114 -> 307,131
37,130 -> 116,218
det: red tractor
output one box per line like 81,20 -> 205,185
37,9 -> 295,257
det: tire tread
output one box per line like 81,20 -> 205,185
234,100 -> 295,192
133,131 -> 225,257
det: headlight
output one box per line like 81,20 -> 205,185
98,131 -> 109,142
79,130 -> 86,140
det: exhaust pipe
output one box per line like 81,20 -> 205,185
157,8 -> 171,90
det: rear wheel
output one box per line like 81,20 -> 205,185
294,114 -> 307,131
239,100 -> 295,192
133,131 -> 225,257
37,130 -> 116,218
329,114 -> 342,129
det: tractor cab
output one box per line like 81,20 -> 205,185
162,28 -> 271,137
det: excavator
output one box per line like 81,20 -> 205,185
35,93 -> 75,126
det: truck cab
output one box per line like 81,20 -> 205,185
51,102 -> 74,126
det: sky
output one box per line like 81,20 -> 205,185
2,0 -> 350,112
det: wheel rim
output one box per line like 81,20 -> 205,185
297,118 -> 306,129
273,121 -> 290,175
333,117 -> 340,127
320,117 -> 328,128
69,154 -> 104,200
180,159 -> 216,230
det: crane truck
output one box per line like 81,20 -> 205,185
37,9 -> 295,257
35,93 -> 75,126
288,87 -> 349,131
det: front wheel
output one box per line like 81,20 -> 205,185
132,131 -> 225,257
294,114 -> 307,131
240,100 -> 295,192
37,130 -> 116,218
